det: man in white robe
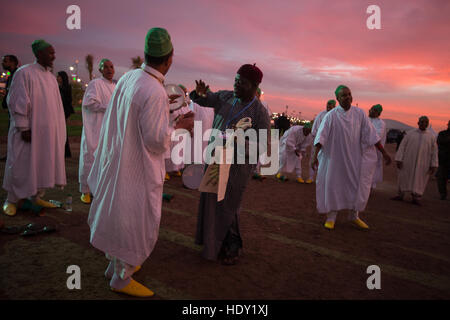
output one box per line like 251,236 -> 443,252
368,104 -> 387,189
308,99 -> 336,183
2,40 -> 66,216
87,28 -> 194,297
391,116 -> 438,205
311,85 -> 391,230
277,124 -> 312,183
78,59 -> 116,204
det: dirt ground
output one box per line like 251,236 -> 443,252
0,140 -> 449,300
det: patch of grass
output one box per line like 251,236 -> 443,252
69,112 -> 82,122
67,125 -> 82,137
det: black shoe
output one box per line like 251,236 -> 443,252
390,196 -> 404,201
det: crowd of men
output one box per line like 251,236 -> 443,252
0,27 -> 448,297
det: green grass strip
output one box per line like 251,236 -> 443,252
159,227 -> 202,252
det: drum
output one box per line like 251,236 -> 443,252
182,164 -> 205,189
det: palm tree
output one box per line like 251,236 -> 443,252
131,56 -> 143,69
85,54 -> 94,81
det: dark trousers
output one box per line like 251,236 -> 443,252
65,118 -> 71,158
436,165 -> 449,198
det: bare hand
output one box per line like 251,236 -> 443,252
21,130 -> 31,142
174,114 -> 194,135
169,94 -> 181,104
195,80 -> 209,96
396,161 -> 403,170
0,89 -> 5,98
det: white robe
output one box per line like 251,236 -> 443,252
369,117 -> 386,187
87,64 -> 173,267
3,62 -> 66,201
78,77 -> 115,193
395,129 -> 438,196
311,110 -> 328,138
314,106 -> 379,213
309,110 -> 328,178
279,126 -> 313,174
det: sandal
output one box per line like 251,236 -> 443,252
20,223 -> 57,236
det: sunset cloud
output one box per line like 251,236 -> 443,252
1,0 -> 449,130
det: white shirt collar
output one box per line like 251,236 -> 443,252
337,105 -> 353,113
34,61 -> 52,72
101,76 -> 114,84
141,63 -> 165,83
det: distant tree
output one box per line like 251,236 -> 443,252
85,54 -> 94,80
71,82 -> 85,109
131,56 -> 143,69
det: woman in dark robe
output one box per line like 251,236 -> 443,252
57,71 -> 75,158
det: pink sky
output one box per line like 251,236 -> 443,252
1,0 -> 449,130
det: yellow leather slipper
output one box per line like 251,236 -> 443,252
80,193 -> 91,204
34,198 -> 57,208
111,279 -> 154,297
324,220 -> 335,230
3,202 -> 17,216
351,218 -> 369,230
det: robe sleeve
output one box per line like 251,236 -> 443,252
380,120 -> 387,146
82,81 -> 108,113
311,112 -> 322,138
430,136 -> 439,167
300,134 -> 313,152
139,92 -> 173,155
6,68 -> 31,130
190,90 -> 220,110
395,133 -> 410,162
361,112 -> 380,149
285,129 -> 298,151
314,112 -> 331,147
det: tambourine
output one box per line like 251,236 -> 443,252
182,164 -> 205,190
165,84 -> 187,112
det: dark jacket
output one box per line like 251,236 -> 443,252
59,85 -> 74,119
